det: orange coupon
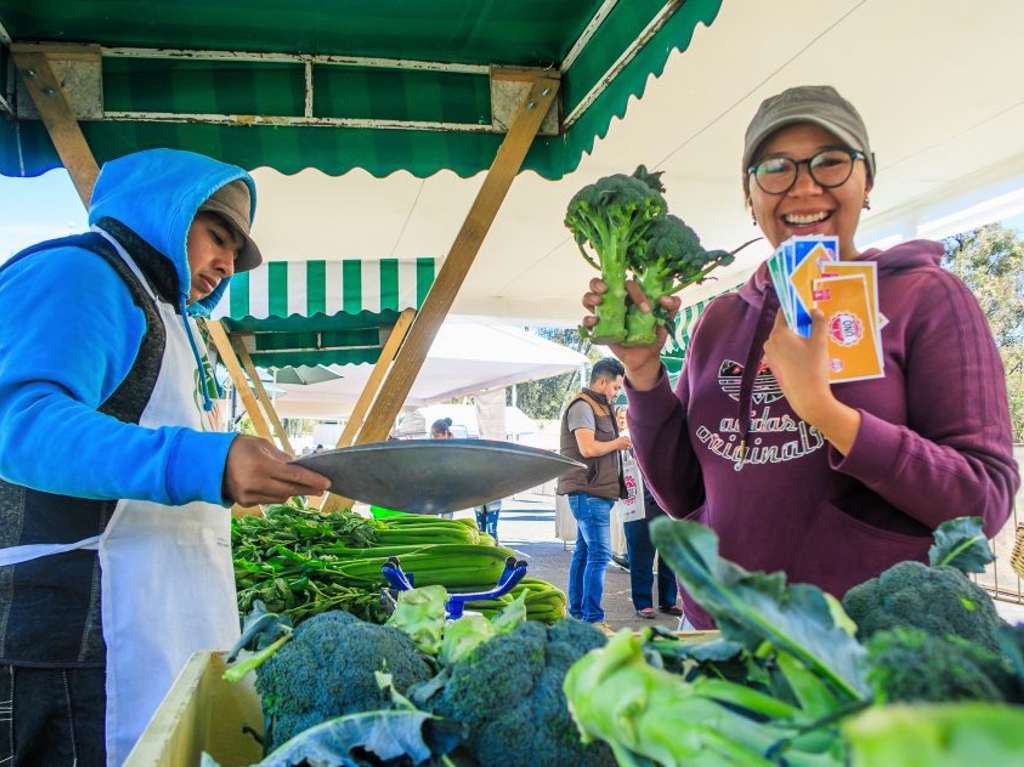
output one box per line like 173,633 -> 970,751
819,261 -> 880,337
788,242 -> 835,322
811,275 -> 884,383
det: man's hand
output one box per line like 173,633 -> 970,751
616,435 -> 633,451
222,435 -> 331,506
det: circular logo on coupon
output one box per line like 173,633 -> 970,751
829,312 -> 863,347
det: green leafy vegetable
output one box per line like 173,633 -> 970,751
201,710 -> 463,767
650,517 -> 868,700
564,166 -> 667,344
564,628 -> 848,767
386,585 -> 448,656
842,703 -> 1024,767
928,516 -> 995,574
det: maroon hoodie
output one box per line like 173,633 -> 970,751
626,239 -> 1019,629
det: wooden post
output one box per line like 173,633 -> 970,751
231,336 -> 295,456
203,320 -> 274,442
11,46 -> 100,206
337,309 -> 416,449
355,74 -> 560,446
320,308 -> 416,514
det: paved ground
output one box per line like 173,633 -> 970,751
460,494 -> 680,633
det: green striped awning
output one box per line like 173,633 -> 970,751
660,281 -> 745,374
0,0 -> 723,180
214,257 -> 436,367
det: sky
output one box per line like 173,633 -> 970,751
3,170 -> 1024,264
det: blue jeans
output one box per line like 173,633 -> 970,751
623,518 -> 678,611
566,493 -> 614,623
475,505 -> 500,541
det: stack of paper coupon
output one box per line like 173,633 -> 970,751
767,235 -> 884,383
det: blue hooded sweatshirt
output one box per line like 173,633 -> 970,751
0,149 -> 257,506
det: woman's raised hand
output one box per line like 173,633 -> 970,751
581,277 -> 680,391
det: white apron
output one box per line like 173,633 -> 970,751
0,235 -> 240,765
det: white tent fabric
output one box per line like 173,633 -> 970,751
267,320 -> 586,418
248,0 -> 1024,324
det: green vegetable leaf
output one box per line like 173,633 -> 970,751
439,614 -> 495,667
202,710 -> 465,767
386,585 -> 448,656
928,516 -> 995,574
650,518 -> 868,700
491,588 -> 529,635
843,703 -> 1024,766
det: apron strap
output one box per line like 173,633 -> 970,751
0,536 -> 101,567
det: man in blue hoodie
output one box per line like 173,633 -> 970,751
0,149 -> 330,766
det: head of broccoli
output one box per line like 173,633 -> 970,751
842,560 -> 1006,653
255,610 -> 433,752
864,627 -> 1006,704
565,166 -> 667,344
422,619 -> 617,767
623,215 -> 739,345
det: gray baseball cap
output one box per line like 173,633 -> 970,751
198,179 -> 263,272
743,85 -> 875,185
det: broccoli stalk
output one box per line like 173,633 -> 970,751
565,166 -> 667,344
624,216 -> 758,346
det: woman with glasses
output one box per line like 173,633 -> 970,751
583,85 -> 1018,629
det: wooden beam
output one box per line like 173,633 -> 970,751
338,309 -> 416,449
203,320 -> 274,442
11,48 -> 99,206
355,75 -> 560,446
319,308 -> 416,514
231,336 -> 294,456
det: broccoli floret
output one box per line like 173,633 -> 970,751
256,610 -> 432,752
842,560 -> 1005,652
864,627 -> 1004,703
429,619 -> 616,767
624,215 -> 737,345
565,166 -> 667,344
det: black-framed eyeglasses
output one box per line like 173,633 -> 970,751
747,148 -> 866,195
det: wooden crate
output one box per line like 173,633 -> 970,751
125,652 -> 264,767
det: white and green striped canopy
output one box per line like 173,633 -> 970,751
215,257 -> 438,321
212,258 -> 438,367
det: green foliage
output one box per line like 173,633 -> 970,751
842,703 -> 1024,767
564,628 -> 850,767
649,517 -> 868,700
386,585 -> 448,656
842,560 -> 1005,653
927,516 -> 996,573
943,223 -> 1024,441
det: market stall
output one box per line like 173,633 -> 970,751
0,0 -> 723,513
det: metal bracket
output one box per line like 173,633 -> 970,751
13,43 -> 103,120
490,67 -> 560,136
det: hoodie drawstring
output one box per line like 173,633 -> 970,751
179,296 -> 219,412
735,286 -> 780,471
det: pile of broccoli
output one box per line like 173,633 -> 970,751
842,526 -> 1024,706
565,165 -> 752,346
255,610 -> 433,751
419,618 -> 618,767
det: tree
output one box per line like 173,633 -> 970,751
943,223 -> 1024,441
507,328 -> 604,421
